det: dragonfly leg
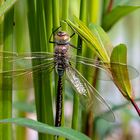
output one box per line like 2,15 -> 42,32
69,43 -> 81,50
70,32 -> 75,38
49,26 -> 61,43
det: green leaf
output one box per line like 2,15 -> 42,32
102,6 -> 140,31
110,44 -> 132,99
0,118 -> 91,140
89,23 -> 113,58
113,0 -> 140,8
65,17 -> 110,62
0,0 -> 18,16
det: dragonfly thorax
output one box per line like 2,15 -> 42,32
54,45 -> 69,77
54,45 -> 69,54
54,31 -> 70,44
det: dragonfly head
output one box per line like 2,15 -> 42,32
55,31 -> 70,44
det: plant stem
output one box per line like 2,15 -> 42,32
14,1 -> 29,140
83,0 -> 100,138
130,98 -> 140,116
1,6 -> 14,140
107,0 -> 113,13
61,0 -> 69,30
27,1 -> 54,140
52,0 -> 60,29
0,0 -> 3,138
72,0 -> 87,131
43,1 -> 54,140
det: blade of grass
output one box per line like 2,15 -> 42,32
43,1 -> 54,140
0,118 -> 91,140
81,0 -> 101,138
1,5 -> 14,140
27,1 -> 46,140
72,0 -> 87,132
52,0 -> 60,29
44,0 -> 53,52
14,1 -> 29,140
27,0 -> 54,140
61,0 -> 69,30
37,1 -> 54,139
0,1 -> 4,138
26,0 -> 41,118
14,1 -> 28,140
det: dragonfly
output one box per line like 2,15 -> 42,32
0,27 -> 138,127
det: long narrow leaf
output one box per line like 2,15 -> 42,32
0,118 -> 91,140
89,23 -> 113,58
65,17 -> 110,62
102,6 -> 140,31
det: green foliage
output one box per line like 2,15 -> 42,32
0,0 -> 140,140
66,17 -> 110,62
102,0 -> 140,31
0,0 -> 17,16
110,44 -> 132,99
0,118 -> 91,140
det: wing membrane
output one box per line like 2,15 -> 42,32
66,66 -> 115,121
0,52 -> 55,90
69,55 -> 139,80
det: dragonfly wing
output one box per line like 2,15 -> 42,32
0,52 -> 55,90
66,66 -> 115,121
0,62 -> 55,90
0,51 -> 54,59
0,51 -> 55,74
69,55 -> 139,80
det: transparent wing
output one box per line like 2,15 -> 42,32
1,52 -> 55,73
0,51 -> 55,90
1,50 -> 54,62
66,65 -> 115,121
69,55 -> 139,80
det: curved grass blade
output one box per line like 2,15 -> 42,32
65,18 -> 110,62
0,118 -> 91,140
89,23 -> 113,57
